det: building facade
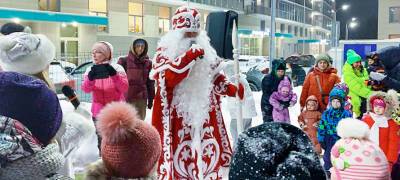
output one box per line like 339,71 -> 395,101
0,0 -> 334,64
378,0 -> 400,39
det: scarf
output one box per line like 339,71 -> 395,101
369,112 -> 389,145
0,116 -> 42,168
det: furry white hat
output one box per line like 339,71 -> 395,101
337,118 -> 370,139
0,32 -> 55,74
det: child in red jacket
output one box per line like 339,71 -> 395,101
362,90 -> 399,170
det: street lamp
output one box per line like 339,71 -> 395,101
342,4 -> 350,11
345,17 -> 358,40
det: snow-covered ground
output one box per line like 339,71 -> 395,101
72,86 -> 304,178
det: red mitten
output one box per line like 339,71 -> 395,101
238,83 -> 244,100
186,45 -> 204,60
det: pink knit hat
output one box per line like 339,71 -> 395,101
372,98 -> 386,109
92,41 -> 113,61
330,118 -> 389,180
97,102 -> 161,178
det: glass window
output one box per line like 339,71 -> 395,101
280,24 -> 285,33
294,26 -> 298,36
305,28 -> 308,37
89,0 -> 107,32
128,2 -> 143,33
203,13 -> 209,30
159,7 -> 170,34
288,25 -> 292,33
60,25 -> 78,37
39,0 -> 60,11
389,7 -> 400,23
300,27 -> 303,37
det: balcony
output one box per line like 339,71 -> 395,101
245,5 -> 271,15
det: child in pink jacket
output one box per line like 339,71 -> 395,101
81,41 -> 128,150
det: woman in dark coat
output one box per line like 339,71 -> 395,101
369,45 -> 400,92
261,60 -> 288,122
117,39 -> 155,119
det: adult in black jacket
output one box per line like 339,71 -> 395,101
261,60 -> 289,122
369,45 -> 400,92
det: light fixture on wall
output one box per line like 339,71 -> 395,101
61,23 -> 67,28
71,21 -> 78,27
12,18 -> 21,24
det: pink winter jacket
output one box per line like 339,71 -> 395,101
81,63 -> 128,118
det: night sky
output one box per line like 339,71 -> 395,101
336,0 -> 378,40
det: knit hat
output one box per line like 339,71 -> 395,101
276,62 -> 286,71
229,122 -> 326,179
330,118 -> 389,180
315,53 -> 331,65
329,86 -> 346,104
92,41 -> 113,61
367,90 -> 399,117
0,32 -> 55,75
97,102 -> 161,178
0,23 -> 32,35
372,98 -> 386,109
333,83 -> 349,95
346,49 -> 362,65
0,72 -> 62,145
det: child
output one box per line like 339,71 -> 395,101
332,83 -> 352,112
330,118 -> 390,179
85,102 -> 161,179
362,90 -> 399,170
366,53 -> 387,91
81,41 -> 129,150
318,86 -> 353,172
269,76 -> 297,123
298,95 -> 322,154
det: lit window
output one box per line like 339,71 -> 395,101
128,2 -> 143,33
39,0 -> 60,12
389,7 -> 400,23
159,7 -> 170,34
89,0 -> 108,32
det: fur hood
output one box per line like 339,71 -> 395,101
85,160 -> 158,180
367,90 -> 399,117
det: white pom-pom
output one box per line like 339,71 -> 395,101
337,118 -> 370,139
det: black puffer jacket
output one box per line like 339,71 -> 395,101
260,60 -> 289,122
377,45 -> 400,91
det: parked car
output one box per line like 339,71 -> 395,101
69,61 -> 93,102
238,56 -> 269,91
284,55 -> 315,87
48,62 -> 76,94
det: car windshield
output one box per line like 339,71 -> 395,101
71,62 -> 93,75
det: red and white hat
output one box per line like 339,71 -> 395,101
172,6 -> 201,32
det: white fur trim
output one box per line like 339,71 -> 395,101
0,33 -> 55,74
337,118 -> 370,139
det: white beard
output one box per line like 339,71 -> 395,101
158,30 -> 218,127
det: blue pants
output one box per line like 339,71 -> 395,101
322,136 -> 338,171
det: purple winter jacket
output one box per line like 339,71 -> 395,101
117,51 -> 155,102
269,77 -> 297,123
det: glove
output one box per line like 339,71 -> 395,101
88,69 -> 96,81
279,100 -> 290,108
370,71 -> 387,81
238,83 -> 244,100
147,99 -> 153,109
91,64 -> 110,79
188,44 -> 204,59
105,64 -> 117,76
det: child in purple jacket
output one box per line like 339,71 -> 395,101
269,76 -> 297,123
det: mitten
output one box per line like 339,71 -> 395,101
88,70 -> 96,81
105,64 -> 117,76
238,83 -> 244,100
370,71 -> 387,81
